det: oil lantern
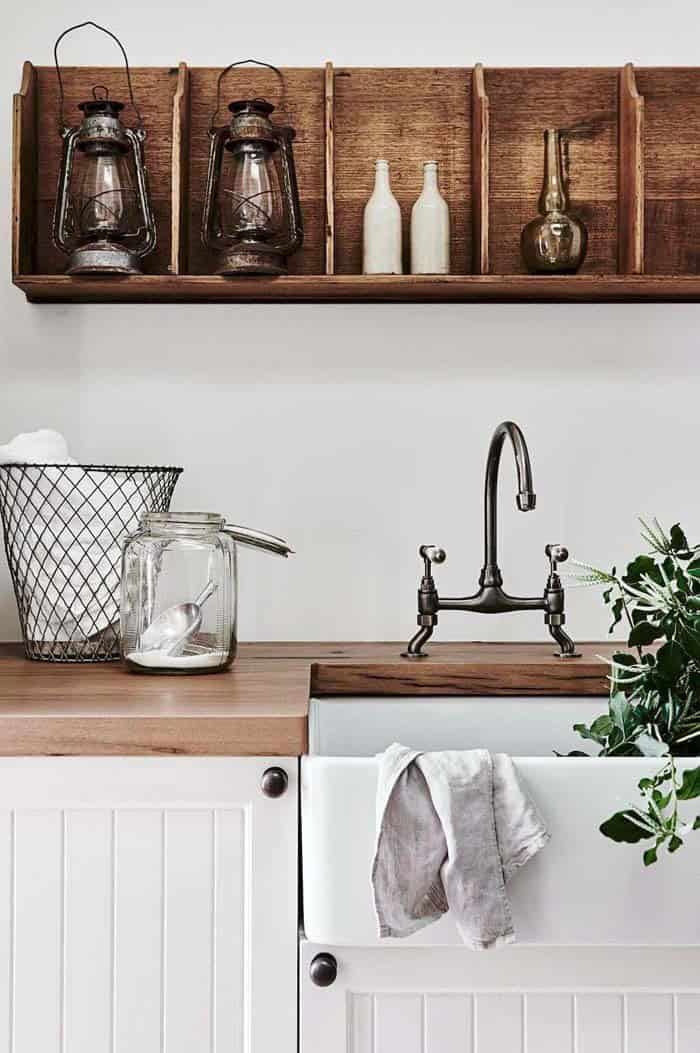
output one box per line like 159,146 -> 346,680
202,61 -> 303,275
52,22 -> 156,276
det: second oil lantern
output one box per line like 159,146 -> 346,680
202,61 -> 304,275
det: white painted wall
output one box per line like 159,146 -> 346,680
1,0 -> 697,643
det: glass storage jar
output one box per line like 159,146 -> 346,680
120,511 -> 291,674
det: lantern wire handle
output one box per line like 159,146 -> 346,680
53,21 -> 144,133
209,59 -> 287,133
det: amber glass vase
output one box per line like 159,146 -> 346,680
520,128 -> 587,274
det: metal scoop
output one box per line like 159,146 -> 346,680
140,580 -> 218,656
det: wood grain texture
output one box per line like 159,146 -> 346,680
32,65 -> 179,275
486,67 -> 618,274
16,272 -> 700,302
186,66 -> 325,275
307,641 -> 611,696
471,63 -> 489,274
0,642 -> 613,757
171,62 -> 190,274
635,67 -> 700,274
15,63 -> 700,295
333,68 -> 472,275
0,645 -> 309,756
12,62 -> 37,277
325,61 -> 335,274
618,63 -> 644,273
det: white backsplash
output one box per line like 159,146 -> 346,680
2,0 -> 700,643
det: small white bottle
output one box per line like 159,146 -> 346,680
410,161 -> 450,274
362,160 -> 403,274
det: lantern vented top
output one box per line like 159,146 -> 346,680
78,98 -> 125,117
228,98 -> 276,117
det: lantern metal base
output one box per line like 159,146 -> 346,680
217,248 -> 288,276
66,242 -> 142,276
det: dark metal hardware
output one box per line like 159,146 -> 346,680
208,59 -> 287,134
309,953 -> 338,987
53,22 -> 143,133
403,421 -> 580,660
261,766 -> 288,798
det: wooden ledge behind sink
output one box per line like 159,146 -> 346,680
305,642 -> 611,696
0,642 -> 611,756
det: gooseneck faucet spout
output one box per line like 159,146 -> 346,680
402,421 -> 580,660
482,421 -> 536,588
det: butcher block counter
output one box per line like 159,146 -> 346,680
0,642 -> 614,756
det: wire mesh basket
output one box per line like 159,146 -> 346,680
0,464 -> 182,662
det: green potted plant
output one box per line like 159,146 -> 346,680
569,519 -> 700,865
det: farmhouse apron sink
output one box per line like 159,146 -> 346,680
302,696 -> 700,947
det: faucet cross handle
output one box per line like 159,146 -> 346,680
420,545 -> 446,577
545,544 -> 569,586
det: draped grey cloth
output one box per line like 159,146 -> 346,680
371,744 -> 549,949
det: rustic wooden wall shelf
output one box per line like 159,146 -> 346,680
12,61 -> 700,303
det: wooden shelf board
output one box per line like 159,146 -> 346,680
14,272 -> 700,303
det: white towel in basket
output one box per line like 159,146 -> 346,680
0,431 -> 139,642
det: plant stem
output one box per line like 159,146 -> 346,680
669,756 -> 679,835
614,579 -> 644,660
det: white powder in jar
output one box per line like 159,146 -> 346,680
126,650 -> 228,669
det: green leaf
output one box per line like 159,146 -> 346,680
610,693 -> 637,737
656,641 -> 685,683
643,846 -> 658,866
677,625 -> 700,663
609,597 -> 624,633
590,715 -> 615,738
629,621 -> 664,648
670,524 -> 689,553
612,651 -> 637,667
693,816 -> 700,830
668,834 -> 684,853
677,766 -> 700,800
600,810 -> 654,843
676,570 -> 691,593
574,726 -> 604,747
688,559 -> 700,581
625,555 -> 658,583
652,788 -> 672,808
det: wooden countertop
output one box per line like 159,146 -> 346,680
0,642 -> 614,757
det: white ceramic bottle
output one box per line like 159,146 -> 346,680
362,159 -> 403,274
410,160 -> 450,274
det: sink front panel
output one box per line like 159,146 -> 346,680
308,696 -> 604,756
303,746 -> 700,947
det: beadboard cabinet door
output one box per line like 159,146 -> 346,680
301,943 -> 700,1053
0,757 -> 297,1053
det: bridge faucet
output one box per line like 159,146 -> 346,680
403,421 -> 580,659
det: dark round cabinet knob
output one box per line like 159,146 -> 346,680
309,952 -> 338,987
260,767 -> 288,798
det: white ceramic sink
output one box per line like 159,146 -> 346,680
302,696 -> 700,947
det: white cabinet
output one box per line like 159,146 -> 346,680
0,756 -> 297,1053
301,943 -> 700,1053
